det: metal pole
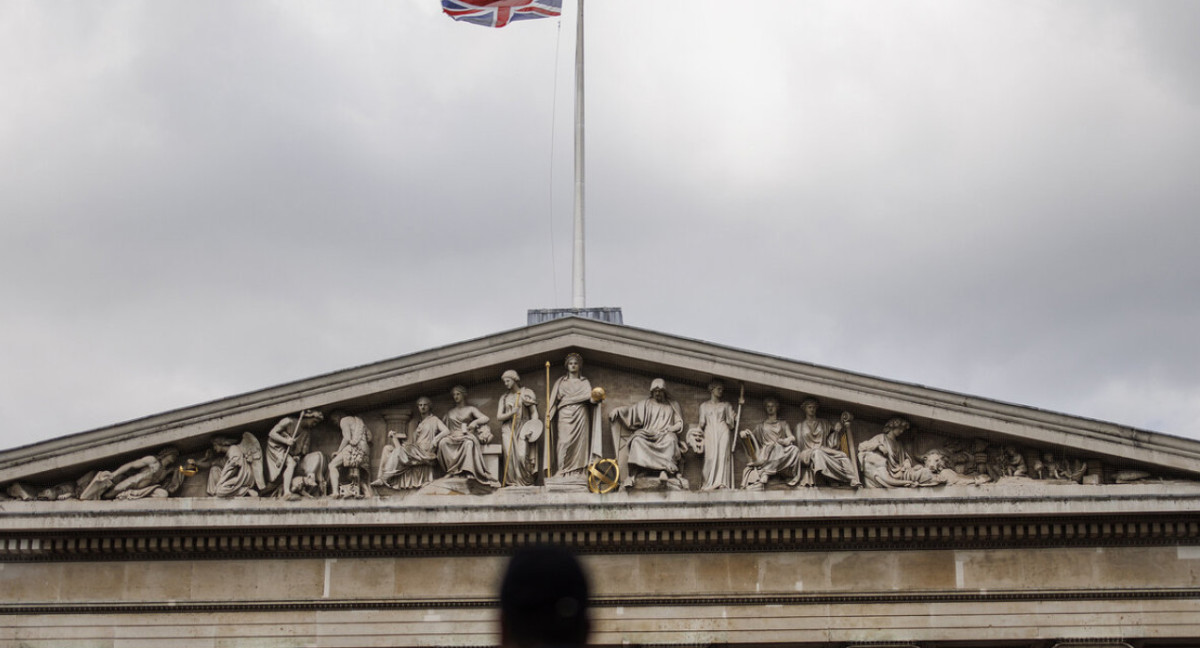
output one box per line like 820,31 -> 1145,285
571,0 -> 586,309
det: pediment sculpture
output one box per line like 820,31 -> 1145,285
0,350 -> 1182,503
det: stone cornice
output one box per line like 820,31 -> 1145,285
3,487 -> 1198,562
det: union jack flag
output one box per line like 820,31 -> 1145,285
442,0 -> 562,28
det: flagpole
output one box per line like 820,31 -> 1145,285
571,0 -> 586,309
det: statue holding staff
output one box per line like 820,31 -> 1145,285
265,410 -> 324,497
690,380 -> 737,490
498,369 -> 542,486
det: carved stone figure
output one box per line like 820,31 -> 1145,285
985,444 -> 1029,480
37,483 -> 78,501
740,398 -> 801,489
265,410 -> 324,497
940,438 -> 981,476
857,418 -> 940,488
283,451 -> 329,499
794,399 -> 861,487
920,448 -> 988,486
610,378 -> 687,488
1032,452 -> 1087,482
498,370 -> 542,487
3,482 -> 35,501
39,471 -> 97,501
105,447 -> 183,499
547,353 -> 603,478
328,411 -> 371,498
374,397 -> 444,490
437,386 -> 500,487
204,433 -> 265,498
693,380 -> 736,490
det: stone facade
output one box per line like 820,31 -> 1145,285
1,317 -> 1198,647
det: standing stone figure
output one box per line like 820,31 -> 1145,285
438,385 -> 500,487
693,380 -> 737,490
794,399 -> 861,487
328,411 -> 371,498
547,353 -> 604,478
265,410 -> 324,497
373,397 -> 444,490
498,370 -> 542,487
857,418 -> 940,488
610,378 -> 687,487
740,398 -> 801,489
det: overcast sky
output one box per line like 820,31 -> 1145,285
1,0 -> 1198,451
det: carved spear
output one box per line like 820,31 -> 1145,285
730,384 -> 745,455
544,361 -> 553,478
288,411 -> 306,445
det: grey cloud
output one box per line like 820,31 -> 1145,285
2,1 -> 1199,450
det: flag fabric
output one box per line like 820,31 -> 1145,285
442,0 -> 562,28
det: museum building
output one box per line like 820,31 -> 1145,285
2,315 -> 1199,647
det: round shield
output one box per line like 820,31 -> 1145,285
519,418 -> 543,443
587,458 -> 620,494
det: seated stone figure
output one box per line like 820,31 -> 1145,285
374,396 -> 446,490
740,398 -> 801,489
793,399 -> 860,488
437,385 -> 500,487
857,418 -> 940,488
610,378 -> 687,488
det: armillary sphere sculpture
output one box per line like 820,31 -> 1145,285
587,458 -> 620,494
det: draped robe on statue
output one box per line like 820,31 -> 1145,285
698,400 -> 737,490
438,407 -> 499,486
265,417 -> 311,485
741,419 -> 801,487
547,375 -> 602,477
500,388 -> 539,486
378,416 -> 445,490
795,418 -> 860,486
207,434 -> 264,497
611,397 -> 685,480
858,433 -> 938,487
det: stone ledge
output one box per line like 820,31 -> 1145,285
3,482 -> 1200,533
4,587 -> 1200,615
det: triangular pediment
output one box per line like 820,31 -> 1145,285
3,317 -> 1200,503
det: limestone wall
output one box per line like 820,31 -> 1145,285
4,544 -> 1200,646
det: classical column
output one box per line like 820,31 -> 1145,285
380,408 -> 412,441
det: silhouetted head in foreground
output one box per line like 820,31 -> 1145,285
500,545 -> 591,648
